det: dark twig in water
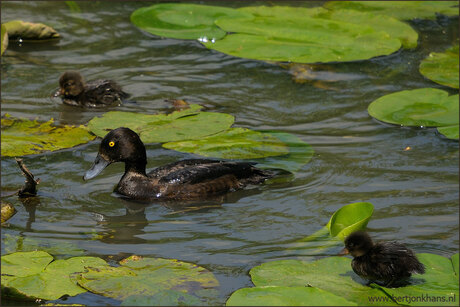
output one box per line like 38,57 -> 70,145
15,158 -> 40,197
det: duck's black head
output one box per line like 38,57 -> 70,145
83,127 -> 147,180
342,231 -> 374,257
58,71 -> 85,97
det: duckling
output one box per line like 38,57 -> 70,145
341,231 -> 425,287
83,127 -> 273,201
55,71 -> 130,107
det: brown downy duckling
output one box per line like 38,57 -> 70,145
341,231 -> 425,287
83,127 -> 273,201
55,71 -> 130,107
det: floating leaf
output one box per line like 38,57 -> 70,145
325,1 -> 459,20
122,290 -> 203,306
130,3 -> 252,40
76,255 -> 219,305
368,88 -> 459,127
87,104 -> 234,143
1,114 -> 95,157
3,20 -> 60,39
249,257 -> 394,306
206,9 -> 402,63
437,125 -> 459,140
1,202 -> 16,223
1,251 -> 108,301
1,23 -> 8,55
163,127 -> 289,159
288,202 -> 373,255
419,45 -> 459,89
255,131 -> 314,173
452,253 -> 459,276
226,286 -> 357,306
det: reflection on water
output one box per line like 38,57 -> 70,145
1,1 -> 459,305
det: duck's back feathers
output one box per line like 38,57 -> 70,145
81,79 -> 130,107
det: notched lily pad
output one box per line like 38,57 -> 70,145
76,255 -> 219,305
226,286 -> 357,306
130,3 -> 252,40
437,125 -> 459,140
87,104 -> 234,143
1,251 -> 108,301
163,127 -> 289,159
1,114 -> 95,157
3,20 -> 60,40
368,88 -> 459,127
325,1 -> 459,20
420,45 -> 459,89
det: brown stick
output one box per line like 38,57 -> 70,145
15,158 -> 40,197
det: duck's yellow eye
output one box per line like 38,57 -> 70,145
109,141 -> 115,147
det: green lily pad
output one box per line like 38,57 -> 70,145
226,286 -> 357,306
289,202 -> 374,255
255,131 -> 314,173
327,202 -> 374,240
206,8 -> 402,63
3,20 -> 60,39
367,88 -> 459,127
87,104 -> 234,143
1,114 -> 95,157
163,127 -> 289,159
437,125 -> 459,140
122,290 -> 203,306
249,253 -> 459,306
420,45 -> 459,89
1,251 -> 108,301
249,257 -> 394,306
76,255 -> 219,304
371,253 -> 459,306
130,3 -> 252,40
325,1 -> 459,20
1,23 -> 8,55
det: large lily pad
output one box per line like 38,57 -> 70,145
1,251 -> 107,301
325,1 -> 459,20
87,104 -> 234,143
130,3 -> 252,40
248,253 -> 459,306
206,9 -> 402,63
163,127 -> 289,159
437,125 -> 459,140
76,255 -> 219,305
1,114 -> 95,157
3,20 -> 60,39
1,23 -> 8,55
419,45 -> 459,89
226,286 -> 357,306
367,88 -> 459,127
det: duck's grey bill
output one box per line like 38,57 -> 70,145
83,154 -> 110,180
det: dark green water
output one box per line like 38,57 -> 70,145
1,1 -> 458,305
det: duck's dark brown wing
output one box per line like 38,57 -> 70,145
82,79 -> 130,106
147,159 -> 222,179
154,159 -> 272,185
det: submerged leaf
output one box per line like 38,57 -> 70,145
1,114 -> 95,157
420,45 -> 459,89
226,286 -> 357,306
368,88 -> 459,127
163,127 -> 289,159
87,104 -> 234,143
3,20 -> 60,39
131,3 -> 252,40
76,255 -> 219,305
325,1 -> 459,20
